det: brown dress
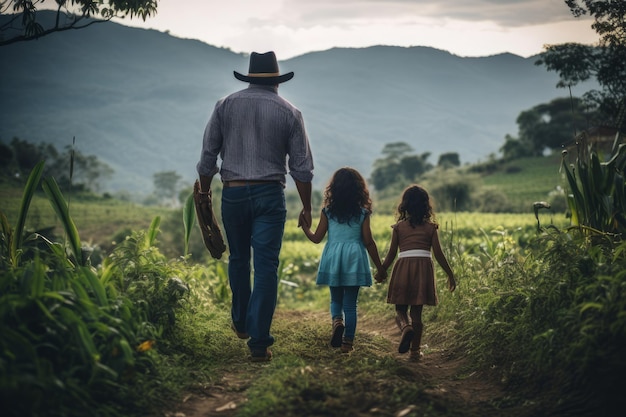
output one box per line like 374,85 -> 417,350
386,221 -> 439,306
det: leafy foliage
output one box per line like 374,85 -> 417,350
0,1 -> 158,46
1,137 -> 113,193
369,142 -> 432,193
503,97 -> 597,158
561,136 -> 626,237
537,1 -> 626,131
428,219 -> 626,414
0,164 -> 196,417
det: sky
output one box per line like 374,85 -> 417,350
101,0 -> 600,60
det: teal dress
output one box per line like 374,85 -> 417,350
316,208 -> 373,287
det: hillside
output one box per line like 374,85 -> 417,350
0,12 -> 595,195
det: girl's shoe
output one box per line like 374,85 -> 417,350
409,349 -> 423,361
340,338 -> 354,353
331,318 -> 345,348
398,326 -> 415,354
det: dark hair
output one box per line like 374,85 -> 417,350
323,167 -> 372,224
397,185 -> 435,227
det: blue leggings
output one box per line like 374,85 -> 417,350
329,286 -> 361,340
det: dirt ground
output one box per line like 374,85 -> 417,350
164,310 -> 529,417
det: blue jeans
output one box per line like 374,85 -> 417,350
221,183 -> 286,352
329,286 -> 361,340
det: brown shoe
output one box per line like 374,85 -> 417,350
250,349 -> 272,362
409,349 -> 423,361
340,338 -> 354,354
231,322 -> 249,339
398,326 -> 415,354
330,318 -> 344,348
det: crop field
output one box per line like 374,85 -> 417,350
481,154 -> 566,211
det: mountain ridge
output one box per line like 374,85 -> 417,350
0,14 -> 589,193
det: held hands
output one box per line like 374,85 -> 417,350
374,268 -> 387,283
298,209 -> 311,229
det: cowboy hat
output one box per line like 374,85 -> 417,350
234,51 -> 294,85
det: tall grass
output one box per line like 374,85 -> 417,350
424,141 -> 626,414
0,164 -> 210,417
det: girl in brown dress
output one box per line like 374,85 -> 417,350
376,185 -> 456,360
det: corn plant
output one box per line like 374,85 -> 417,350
183,191 -> 195,256
0,164 -> 196,416
41,176 -> 85,266
561,133 -> 626,237
1,161 -> 45,267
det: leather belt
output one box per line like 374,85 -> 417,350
223,180 -> 278,187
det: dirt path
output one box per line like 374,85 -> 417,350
166,310 -> 511,417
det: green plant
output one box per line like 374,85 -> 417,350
561,136 -> 626,237
1,160 -> 44,267
0,165 -> 199,417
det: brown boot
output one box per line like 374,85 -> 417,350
331,318 -> 345,348
340,337 -> 354,353
396,312 -> 414,354
409,322 -> 423,361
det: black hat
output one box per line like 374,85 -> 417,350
234,51 -> 294,85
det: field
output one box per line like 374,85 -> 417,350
2,154 -> 624,417
480,153 -> 566,211
0,153 -> 569,254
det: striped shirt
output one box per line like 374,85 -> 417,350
196,84 -> 314,186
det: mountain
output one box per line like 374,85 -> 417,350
0,13 -> 590,194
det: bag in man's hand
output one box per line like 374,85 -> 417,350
193,180 -> 227,259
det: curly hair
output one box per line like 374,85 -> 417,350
323,167 -> 372,224
397,185 -> 436,227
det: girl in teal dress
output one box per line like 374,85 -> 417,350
300,167 -> 386,352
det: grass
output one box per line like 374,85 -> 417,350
480,154 -> 566,212
0,189 -> 170,242
0,153 -> 568,248
176,307 -> 475,417
3,152 -> 622,417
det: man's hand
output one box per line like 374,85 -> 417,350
298,209 -> 311,229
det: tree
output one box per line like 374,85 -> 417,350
536,1 -> 626,131
369,142 -> 433,192
400,153 -> 431,179
500,134 -> 533,161
0,0 -> 158,46
437,152 -> 460,168
380,142 -> 414,162
565,0 -> 626,48
2,137 -> 113,191
10,137 -> 58,173
503,97 -> 595,158
153,170 -> 181,203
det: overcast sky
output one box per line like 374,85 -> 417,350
108,0 -> 598,59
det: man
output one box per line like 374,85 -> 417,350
196,51 -> 314,362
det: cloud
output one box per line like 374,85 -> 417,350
259,0 -> 585,29
108,0 -> 597,60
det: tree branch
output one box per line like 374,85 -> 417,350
0,17 -> 112,46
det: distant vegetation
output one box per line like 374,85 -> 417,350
0,137 -> 113,193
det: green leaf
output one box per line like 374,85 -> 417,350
11,161 -> 45,267
29,255 -> 46,297
80,266 -> 109,307
183,192 -> 195,256
146,216 -> 161,248
41,176 -> 83,266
